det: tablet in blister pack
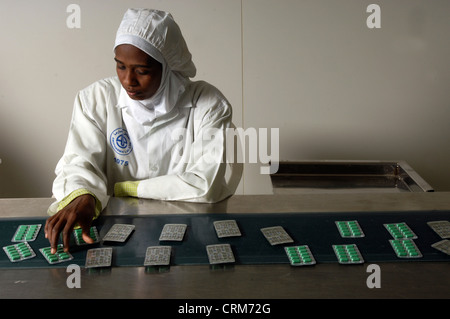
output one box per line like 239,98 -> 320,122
12,224 -> 41,242
432,239 -> 450,255
206,244 -> 235,265
213,220 -> 242,238
389,239 -> 422,258
260,226 -> 293,246
102,224 -> 135,242
335,220 -> 364,238
85,247 -> 113,268
384,222 -> 417,239
144,246 -> 172,266
74,226 -> 100,245
40,245 -> 73,264
159,224 -> 187,241
285,245 -> 316,266
427,220 -> 450,239
3,242 -> 36,262
333,244 -> 364,264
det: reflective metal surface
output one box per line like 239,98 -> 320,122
0,262 -> 449,299
271,160 -> 434,194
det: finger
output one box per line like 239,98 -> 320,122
44,215 -> 56,239
81,230 -> 94,244
62,214 -> 77,252
79,218 -> 94,244
62,228 -> 71,253
50,217 -> 65,254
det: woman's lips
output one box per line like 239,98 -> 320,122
127,90 -> 146,100
127,90 -> 140,97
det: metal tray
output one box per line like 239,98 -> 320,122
270,160 -> 433,194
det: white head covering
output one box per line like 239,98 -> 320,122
114,9 -> 196,125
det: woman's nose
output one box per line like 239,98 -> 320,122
123,70 -> 137,87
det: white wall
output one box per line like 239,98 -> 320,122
1,0 -> 449,198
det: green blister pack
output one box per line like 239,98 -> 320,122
285,245 -> 316,266
3,242 -> 36,263
40,244 -> 74,264
333,244 -> 364,264
12,224 -> 41,242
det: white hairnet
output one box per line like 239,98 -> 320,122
114,8 -> 196,78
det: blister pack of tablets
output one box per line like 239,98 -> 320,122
12,224 -> 41,242
213,220 -> 242,238
3,242 -> 36,262
333,244 -> 364,264
102,224 -> 135,242
432,239 -> 450,255
206,244 -> 235,265
85,247 -> 113,268
144,246 -> 172,266
73,226 -> 100,245
40,245 -> 73,264
427,220 -> 450,239
285,245 -> 316,266
335,220 -> 364,238
389,239 -> 422,258
384,222 -> 417,239
159,224 -> 187,241
260,226 -> 293,246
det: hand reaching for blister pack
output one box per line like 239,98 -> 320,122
44,194 -> 96,253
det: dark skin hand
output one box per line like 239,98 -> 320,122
45,45 -> 162,253
45,194 -> 95,253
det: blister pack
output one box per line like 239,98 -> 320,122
3,242 -> 36,263
206,244 -> 235,265
384,222 -> 417,239
12,224 -> 41,242
335,220 -> 364,238
213,220 -> 241,238
85,247 -> 113,268
333,244 -> 364,264
102,224 -> 135,242
285,245 -> 316,266
159,224 -> 187,241
389,239 -> 422,258
40,245 -> 73,264
260,226 -> 293,246
144,246 -> 172,266
74,226 -> 100,245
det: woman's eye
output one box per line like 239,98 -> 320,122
136,69 -> 150,75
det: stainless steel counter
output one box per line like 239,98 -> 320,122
0,193 -> 450,299
3,191 -> 449,218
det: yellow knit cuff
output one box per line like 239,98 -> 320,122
114,181 -> 139,197
57,189 -> 102,219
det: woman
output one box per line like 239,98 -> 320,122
45,9 -> 240,253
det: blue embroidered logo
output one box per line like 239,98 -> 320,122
110,128 -> 133,155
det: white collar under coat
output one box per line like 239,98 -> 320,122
117,68 -> 187,126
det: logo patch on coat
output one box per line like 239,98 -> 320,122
110,128 -> 133,155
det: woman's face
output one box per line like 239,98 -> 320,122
114,44 -> 163,100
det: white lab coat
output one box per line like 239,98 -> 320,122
48,76 -> 241,215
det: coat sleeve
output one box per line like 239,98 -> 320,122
49,86 -> 110,215
133,85 -> 239,203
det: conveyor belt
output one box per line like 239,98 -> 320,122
0,210 -> 449,269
